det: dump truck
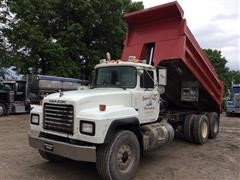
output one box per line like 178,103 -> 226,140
27,74 -> 89,105
28,2 -> 224,180
0,75 -> 86,116
226,84 -> 240,116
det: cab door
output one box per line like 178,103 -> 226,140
136,70 -> 159,124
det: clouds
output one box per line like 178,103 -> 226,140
132,0 -> 240,70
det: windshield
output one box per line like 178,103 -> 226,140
0,83 -> 11,91
93,66 -> 137,88
233,87 -> 240,94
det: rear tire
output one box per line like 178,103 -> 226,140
226,112 -> 231,117
184,114 -> 197,142
193,115 -> 209,144
38,150 -> 65,162
0,103 -> 6,116
96,130 -> 140,180
207,112 -> 219,139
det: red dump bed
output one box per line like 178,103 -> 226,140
122,1 -> 224,111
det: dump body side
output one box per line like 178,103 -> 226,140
122,1 -> 224,112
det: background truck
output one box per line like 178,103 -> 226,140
0,75 -> 86,116
28,2 -> 224,180
0,80 -> 27,116
226,84 -> 240,116
27,74 -> 89,105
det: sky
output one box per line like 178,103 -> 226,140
132,0 -> 240,71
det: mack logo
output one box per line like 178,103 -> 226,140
49,100 -> 66,104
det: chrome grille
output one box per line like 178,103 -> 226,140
43,103 -> 74,134
9,91 -> 15,103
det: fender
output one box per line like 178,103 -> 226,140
0,100 -> 8,105
104,117 -> 144,155
104,117 -> 140,143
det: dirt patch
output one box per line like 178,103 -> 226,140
0,114 -> 239,180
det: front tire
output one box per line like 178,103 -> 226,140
0,103 -> 6,116
226,112 -> 231,117
96,130 -> 140,180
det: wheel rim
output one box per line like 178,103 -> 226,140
0,106 -> 3,115
213,121 -> 218,133
202,121 -> 208,138
117,144 -> 133,172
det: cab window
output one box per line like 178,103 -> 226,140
140,70 -> 154,89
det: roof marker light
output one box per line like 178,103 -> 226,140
128,56 -> 136,62
100,59 -> 106,64
99,104 -> 106,112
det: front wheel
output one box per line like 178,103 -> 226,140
0,103 -> 6,116
226,112 -> 231,117
96,130 -> 140,180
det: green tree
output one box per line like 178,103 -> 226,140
203,49 -> 240,97
1,0 -> 143,79
229,70 -> 240,84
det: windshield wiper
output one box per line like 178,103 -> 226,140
90,84 -> 126,90
114,85 -> 126,90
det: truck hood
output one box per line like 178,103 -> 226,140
44,88 -> 132,114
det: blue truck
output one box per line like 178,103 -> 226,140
226,84 -> 240,116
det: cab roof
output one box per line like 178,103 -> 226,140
95,61 -> 155,69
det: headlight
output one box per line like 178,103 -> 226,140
31,114 -> 39,125
80,121 -> 95,136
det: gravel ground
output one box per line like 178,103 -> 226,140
0,114 -> 239,180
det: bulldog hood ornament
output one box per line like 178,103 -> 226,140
59,90 -> 64,97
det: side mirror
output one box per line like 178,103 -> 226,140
89,70 -> 95,81
138,69 -> 144,76
158,67 -> 167,86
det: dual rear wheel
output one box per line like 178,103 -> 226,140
184,112 -> 219,144
207,112 -> 219,139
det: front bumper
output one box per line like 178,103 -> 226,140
28,133 -> 96,162
226,107 -> 240,114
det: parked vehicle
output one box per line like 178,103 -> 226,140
0,80 -> 27,116
0,75 -> 86,116
27,74 -> 88,105
28,2 -> 224,180
226,84 -> 240,116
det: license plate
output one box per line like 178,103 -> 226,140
44,143 -> 54,151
